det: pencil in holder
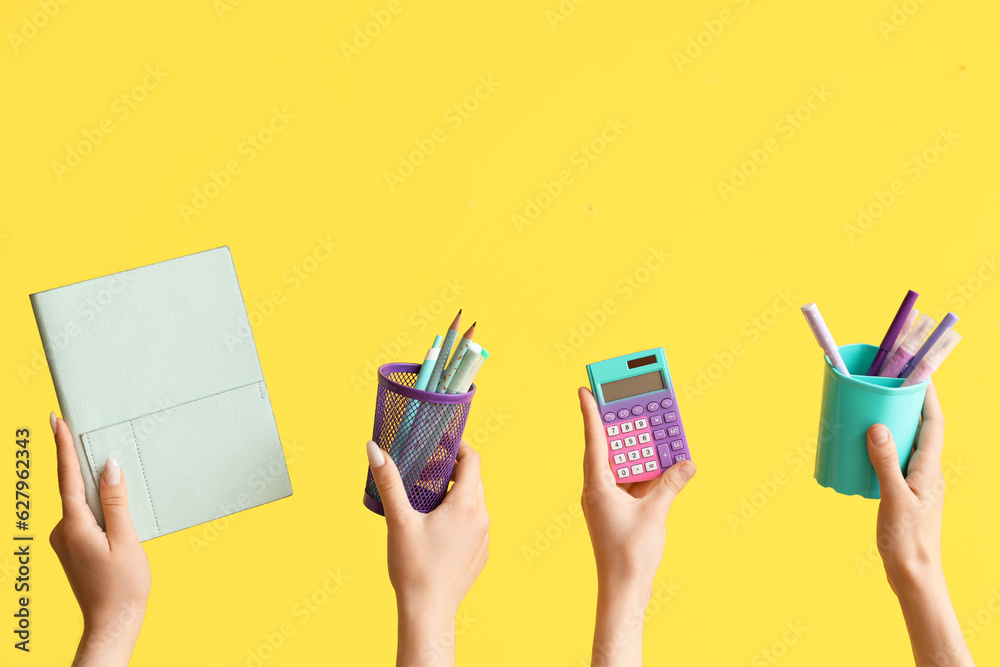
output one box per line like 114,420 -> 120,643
814,343 -> 928,499
364,362 -> 476,515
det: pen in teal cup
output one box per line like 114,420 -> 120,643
814,343 -> 928,499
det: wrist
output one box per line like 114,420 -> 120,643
596,578 -> 651,621
891,565 -> 950,606
75,620 -> 143,667
597,571 -> 653,608
592,582 -> 648,667
82,603 -> 146,639
396,592 -> 456,627
396,596 -> 457,667
886,560 -> 947,601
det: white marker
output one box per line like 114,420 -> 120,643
445,342 -> 482,394
801,303 -> 850,376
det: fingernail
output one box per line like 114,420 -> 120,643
870,426 -> 889,446
679,461 -> 696,480
366,441 -> 385,468
49,412 -> 57,434
103,457 -> 122,486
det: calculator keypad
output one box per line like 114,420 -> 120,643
600,391 -> 691,483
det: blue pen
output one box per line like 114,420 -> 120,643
900,312 -> 958,379
414,335 -> 444,390
390,335 -> 443,451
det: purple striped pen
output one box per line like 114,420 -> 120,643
879,308 -> 919,374
866,289 -> 919,375
801,303 -> 850,376
902,328 -> 962,386
899,312 -> 959,379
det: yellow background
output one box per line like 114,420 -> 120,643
2,0 -> 999,664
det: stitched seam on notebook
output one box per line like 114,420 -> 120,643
84,380 -> 265,433
259,381 -> 264,399
81,433 -> 99,486
129,421 -> 160,535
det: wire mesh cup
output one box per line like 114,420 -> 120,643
364,362 -> 476,515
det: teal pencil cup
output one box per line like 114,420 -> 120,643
814,343 -> 929,499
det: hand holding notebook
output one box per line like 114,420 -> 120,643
30,247 -> 292,541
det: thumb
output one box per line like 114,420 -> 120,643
366,441 -> 413,522
866,425 -> 907,500
647,461 -> 697,513
98,457 -> 139,549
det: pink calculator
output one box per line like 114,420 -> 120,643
586,348 -> 691,483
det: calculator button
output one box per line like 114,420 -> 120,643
613,453 -> 626,465
647,401 -> 659,412
624,436 -> 637,447
603,412 -> 616,422
645,460 -> 658,472
673,454 -> 688,464
665,411 -> 677,422
606,425 -> 619,436
610,439 -> 623,450
667,426 -> 681,437
634,418 -> 648,429
650,415 -> 663,426
631,464 -> 644,475
620,422 -> 634,433
617,409 -> 630,419
627,450 -> 640,461
653,429 -> 667,440
631,405 -> 643,416
660,398 -> 674,409
656,444 -> 672,464
671,440 -> 684,451
638,433 -> 651,444
641,446 -> 655,458
617,467 -> 630,479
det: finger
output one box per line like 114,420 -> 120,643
366,440 -> 414,523
51,413 -> 91,521
647,461 -> 696,512
446,441 -> 482,504
866,424 -> 908,500
907,382 -> 945,478
579,387 -> 614,486
98,457 -> 140,550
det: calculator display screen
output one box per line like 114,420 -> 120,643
601,371 -> 664,403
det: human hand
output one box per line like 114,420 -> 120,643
867,382 -> 948,589
49,413 -> 150,667
366,439 -> 489,667
865,383 -> 974,666
578,387 -> 695,666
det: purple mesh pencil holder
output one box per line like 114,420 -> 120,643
364,362 -> 476,515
